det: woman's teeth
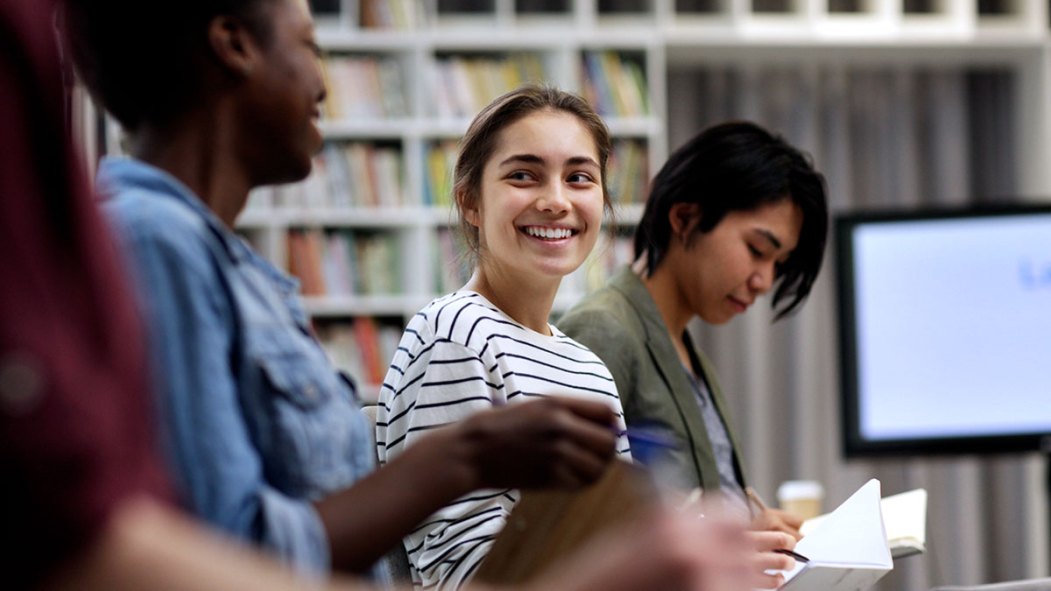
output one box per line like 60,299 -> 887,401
524,226 -> 572,240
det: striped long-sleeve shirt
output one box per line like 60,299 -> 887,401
375,291 -> 630,590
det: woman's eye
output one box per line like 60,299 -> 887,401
748,244 -> 763,257
567,172 -> 594,184
508,171 -> 534,182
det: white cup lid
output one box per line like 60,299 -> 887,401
777,480 -> 824,501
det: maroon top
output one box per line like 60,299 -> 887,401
0,1 -> 171,586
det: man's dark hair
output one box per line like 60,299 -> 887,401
60,0 -> 275,131
634,121 -> 829,320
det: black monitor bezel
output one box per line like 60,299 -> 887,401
835,203 -> 1051,458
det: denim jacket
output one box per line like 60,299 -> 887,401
98,158 -> 375,577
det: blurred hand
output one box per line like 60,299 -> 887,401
677,491 -> 799,589
526,507 -> 754,591
751,506 -> 803,540
745,530 -> 798,589
457,397 -> 618,490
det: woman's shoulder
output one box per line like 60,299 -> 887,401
409,291 -> 513,348
558,289 -> 642,342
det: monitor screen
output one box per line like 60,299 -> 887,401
835,204 -> 1051,456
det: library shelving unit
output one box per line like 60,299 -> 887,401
226,0 -> 1051,399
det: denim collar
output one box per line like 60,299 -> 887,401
95,156 -> 297,296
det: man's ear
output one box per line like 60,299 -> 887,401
668,202 -> 701,237
207,15 -> 258,78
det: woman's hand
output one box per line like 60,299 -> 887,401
751,506 -> 804,540
745,530 -> 799,589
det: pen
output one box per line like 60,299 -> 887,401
773,548 -> 810,564
745,486 -> 768,519
615,425 -> 680,468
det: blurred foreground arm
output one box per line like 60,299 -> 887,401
44,497 -> 373,591
523,507 -> 754,591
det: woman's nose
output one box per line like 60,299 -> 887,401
536,183 -> 570,214
749,262 -> 777,294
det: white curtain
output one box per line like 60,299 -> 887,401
666,64 -> 1049,590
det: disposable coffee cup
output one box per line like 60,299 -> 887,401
777,480 -> 824,520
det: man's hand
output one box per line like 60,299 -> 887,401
456,397 -> 619,490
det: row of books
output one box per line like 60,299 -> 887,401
318,50 -> 650,122
289,143 -> 405,209
321,54 -> 408,120
581,51 -> 650,118
287,229 -> 402,297
431,53 -> 547,118
314,317 -> 403,395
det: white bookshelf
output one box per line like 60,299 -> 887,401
229,0 -> 1051,397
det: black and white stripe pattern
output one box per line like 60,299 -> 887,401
375,291 -> 629,590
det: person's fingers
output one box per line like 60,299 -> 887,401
751,508 -> 802,539
744,531 -> 796,588
545,437 -> 613,488
462,398 -> 617,489
550,408 -> 619,458
549,396 -> 617,427
747,530 -> 796,553
770,508 -> 804,530
750,570 -> 786,590
750,549 -> 795,573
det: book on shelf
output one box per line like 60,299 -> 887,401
425,141 -> 458,207
434,229 -> 471,293
433,53 -> 547,118
321,232 -> 357,295
359,0 -> 418,30
777,479 -> 893,591
275,143 -> 405,210
608,139 -> 648,204
800,487 -> 928,561
288,229 -> 327,296
322,54 -> 407,120
315,317 -> 404,400
352,316 -> 383,385
355,232 -> 401,296
286,230 -> 402,298
582,51 -> 649,118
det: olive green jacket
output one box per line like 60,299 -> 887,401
557,266 -> 747,492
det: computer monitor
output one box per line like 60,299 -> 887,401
835,204 -> 1051,457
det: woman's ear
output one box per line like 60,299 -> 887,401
668,202 -> 701,238
457,190 -> 480,227
207,15 -> 258,79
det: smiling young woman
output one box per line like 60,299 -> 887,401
375,86 -> 631,590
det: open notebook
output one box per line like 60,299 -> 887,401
801,486 -> 928,560
779,479 -> 893,591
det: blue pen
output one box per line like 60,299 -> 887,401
617,424 -> 680,467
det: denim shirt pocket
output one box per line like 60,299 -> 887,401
252,339 -> 365,497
